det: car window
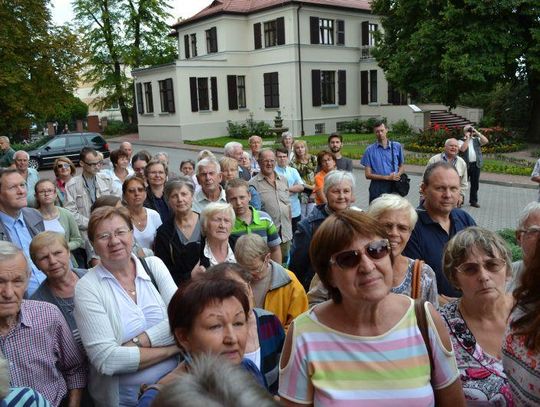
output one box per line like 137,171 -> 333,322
46,138 -> 66,149
67,135 -> 84,148
87,135 -> 105,145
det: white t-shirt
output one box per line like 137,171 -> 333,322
133,208 -> 162,249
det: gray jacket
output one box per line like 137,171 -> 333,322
0,207 -> 44,242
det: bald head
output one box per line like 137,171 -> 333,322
120,142 -> 133,159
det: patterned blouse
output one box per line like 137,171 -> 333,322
393,258 -> 439,307
502,305 -> 540,406
440,301 -> 513,405
291,155 -> 317,186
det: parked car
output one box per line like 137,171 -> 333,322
27,133 -> 110,170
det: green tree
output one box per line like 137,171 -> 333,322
0,0 -> 83,136
73,0 -> 177,124
371,0 -> 540,140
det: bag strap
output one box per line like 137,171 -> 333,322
138,256 -> 159,293
390,141 -> 395,173
414,299 -> 435,376
411,259 -> 424,299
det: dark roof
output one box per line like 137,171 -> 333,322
172,0 -> 371,29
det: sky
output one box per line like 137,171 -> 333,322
49,0 -> 213,25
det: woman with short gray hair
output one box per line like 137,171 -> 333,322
439,226 -> 514,405
199,202 -> 236,269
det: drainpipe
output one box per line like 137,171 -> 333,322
296,3 -> 305,135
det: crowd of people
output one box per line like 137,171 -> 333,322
0,124 -> 539,407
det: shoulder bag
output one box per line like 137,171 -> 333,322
391,141 -> 410,197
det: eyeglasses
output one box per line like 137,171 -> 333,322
95,227 -> 132,242
456,258 -> 506,276
37,189 -> 56,196
330,239 -> 391,269
56,163 -> 70,169
83,161 -> 101,167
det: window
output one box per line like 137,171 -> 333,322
360,70 -> 377,105
315,123 -> 325,134
388,84 -> 408,105
184,35 -> 190,59
67,135 -> 83,148
206,27 -> 218,53
264,20 -> 277,47
370,70 -> 378,103
136,83 -> 143,114
190,34 -> 198,57
189,77 -> 218,112
263,72 -> 279,108
310,17 -> 344,45
312,69 -> 346,106
47,138 -> 66,149
227,75 -> 247,110
144,82 -> 153,113
158,78 -> 175,113
361,21 -> 378,58
254,17 -> 285,49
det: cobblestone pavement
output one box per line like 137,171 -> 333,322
109,135 -> 539,232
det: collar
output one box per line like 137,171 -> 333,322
196,186 -> 226,203
95,254 -> 151,282
442,153 -> 457,164
0,210 -> 23,227
18,300 -> 32,328
376,140 -> 390,149
203,241 -> 235,265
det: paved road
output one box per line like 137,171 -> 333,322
49,141 -> 531,232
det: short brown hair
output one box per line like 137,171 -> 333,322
316,150 -> 336,168
168,273 -> 250,348
53,157 -> 76,177
110,149 -> 129,167
144,159 -> 168,178
122,175 -> 145,196
328,132 -> 342,143
88,206 -> 133,243
224,178 -> 249,194
310,209 -> 388,303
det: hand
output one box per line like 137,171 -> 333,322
389,172 -> 400,181
191,261 -> 206,278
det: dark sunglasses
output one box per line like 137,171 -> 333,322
330,239 -> 391,269
56,163 -> 70,169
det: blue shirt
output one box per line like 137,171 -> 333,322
26,168 -> 40,208
361,141 -> 404,176
0,211 -> 46,296
275,166 -> 303,218
1,387 -> 51,407
403,208 -> 476,297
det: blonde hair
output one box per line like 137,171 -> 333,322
219,157 -> 239,171
234,234 -> 270,265
30,231 -> 68,264
200,202 -> 236,235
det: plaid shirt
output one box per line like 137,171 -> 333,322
0,300 -> 87,407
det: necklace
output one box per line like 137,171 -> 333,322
131,210 -> 147,227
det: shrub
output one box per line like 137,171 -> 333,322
497,228 -> 522,261
336,117 -> 386,134
103,121 -> 138,136
391,119 -> 415,136
226,118 -> 271,139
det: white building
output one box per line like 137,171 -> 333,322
132,0 -> 430,141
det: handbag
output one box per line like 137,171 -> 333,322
411,259 -> 424,299
391,141 -> 410,197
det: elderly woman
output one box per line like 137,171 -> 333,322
198,202 -> 236,268
279,209 -> 465,406
235,234 -> 307,331
54,156 -> 76,206
123,176 -> 162,251
35,179 -> 84,265
439,227 -> 514,405
290,140 -> 317,218
281,131 -> 295,160
106,149 -> 133,190
30,231 -> 86,346
144,159 -> 171,222
313,150 -> 337,205
74,206 -> 179,407
289,170 -> 356,291
154,177 -> 203,285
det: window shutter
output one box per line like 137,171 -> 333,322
166,78 -> 175,113
370,70 -> 378,103
338,70 -> 346,105
211,27 -> 218,52
311,70 -> 321,106
360,70 -> 368,105
184,35 -> 190,58
189,77 -> 198,112
227,75 -> 238,110
211,77 -> 218,111
361,21 -> 369,46
254,23 -> 262,49
310,17 -> 319,44
136,83 -> 144,114
276,17 -> 285,45
337,20 -> 345,45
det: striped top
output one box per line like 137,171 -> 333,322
279,297 -> 459,406
1,388 -> 51,407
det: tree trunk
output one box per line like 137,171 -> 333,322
527,69 -> 540,142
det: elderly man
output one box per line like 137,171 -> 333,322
0,137 -> 15,168
427,138 -> 468,206
328,133 -> 352,171
192,157 -> 227,213
249,149 -> 292,261
459,125 -> 489,208
404,161 -> 476,299
0,241 -> 86,406
509,202 -> 540,292
248,135 -> 262,175
119,141 -> 133,162
224,141 -> 251,181
0,168 -> 45,296
361,121 -> 405,202
275,147 -> 304,232
13,151 -> 40,207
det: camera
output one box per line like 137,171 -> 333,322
468,127 -> 474,134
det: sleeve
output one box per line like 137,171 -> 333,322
398,142 -> 405,165
60,208 -> 84,251
421,263 -> 439,307
109,178 -> 122,197
403,226 -> 423,263
307,275 -> 329,307
425,303 -> 460,389
74,276 -> 141,375
249,185 -> 262,210
346,159 -> 353,172
64,182 -> 89,230
278,320 -> 314,404
263,215 -> 281,248
360,145 -> 372,167
313,172 -> 324,195
153,226 -> 174,273
291,168 -> 303,186
143,257 -> 177,346
288,222 -> 311,279
285,271 -> 309,330
52,305 -> 88,389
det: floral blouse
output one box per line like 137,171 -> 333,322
440,301 -> 513,405
290,155 -> 317,186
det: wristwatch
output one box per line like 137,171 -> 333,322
132,336 -> 142,347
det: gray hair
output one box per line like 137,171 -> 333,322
14,150 -> 29,160
223,142 -> 243,157
197,149 -> 216,161
195,157 -> 220,176
164,177 -> 195,202
153,353 -> 278,407
445,138 -> 458,146
200,202 -> 235,235
281,131 -> 293,140
0,241 -> 30,276
234,233 -> 269,264
153,151 -> 169,164
517,202 -> 540,231
443,226 -> 512,288
0,136 -> 9,144
323,170 -> 355,196
0,355 -> 9,399
367,193 -> 418,229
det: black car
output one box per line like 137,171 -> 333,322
27,133 -> 110,170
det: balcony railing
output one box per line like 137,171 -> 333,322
361,46 -> 374,59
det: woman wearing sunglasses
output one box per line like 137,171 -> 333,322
53,156 -> 77,207
279,209 -> 464,406
440,227 -> 514,405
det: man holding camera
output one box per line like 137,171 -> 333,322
458,125 -> 489,208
